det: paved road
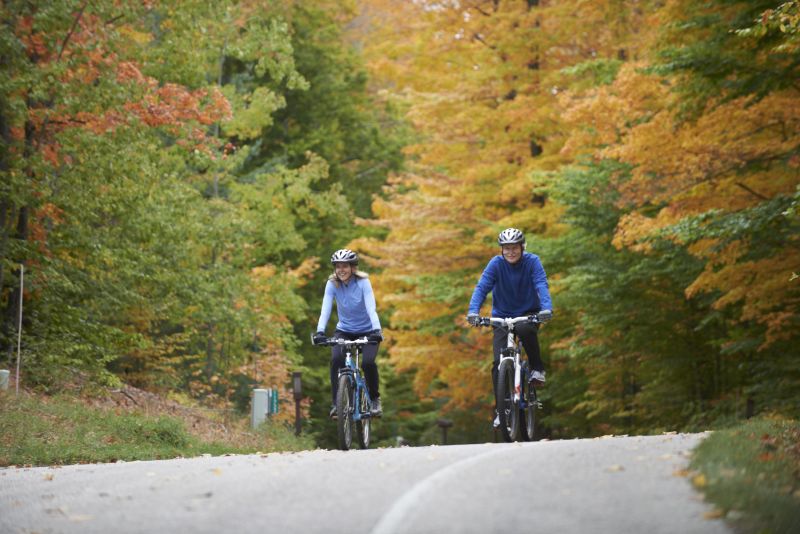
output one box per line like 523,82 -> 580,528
1,433 -> 729,534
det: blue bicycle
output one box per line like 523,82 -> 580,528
476,314 -> 545,442
315,336 -> 374,450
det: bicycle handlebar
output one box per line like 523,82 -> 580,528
313,336 -> 376,347
475,314 -> 544,328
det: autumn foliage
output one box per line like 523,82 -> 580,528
1,0 -> 797,445
356,0 -> 799,438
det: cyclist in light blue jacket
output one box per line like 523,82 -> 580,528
314,249 -> 383,419
467,228 -> 553,426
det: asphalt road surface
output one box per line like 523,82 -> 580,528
1,433 -> 730,534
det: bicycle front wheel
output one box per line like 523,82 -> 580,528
336,375 -> 353,450
496,359 -> 519,442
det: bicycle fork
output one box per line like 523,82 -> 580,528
341,351 -> 370,421
511,332 -> 523,402
497,331 -> 523,403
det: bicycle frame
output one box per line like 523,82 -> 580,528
485,315 -> 537,403
477,314 -> 543,442
337,340 -> 372,423
314,336 -> 376,450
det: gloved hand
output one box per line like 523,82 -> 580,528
367,330 -> 384,343
538,309 -> 553,322
467,313 -> 480,327
312,331 -> 327,345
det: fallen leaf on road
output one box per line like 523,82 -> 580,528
703,509 -> 725,520
43,474 -> 54,481
606,464 -> 624,472
69,514 -> 93,522
692,474 -> 707,488
212,468 -> 222,476
673,469 -> 691,477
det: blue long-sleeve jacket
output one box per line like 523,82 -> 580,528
468,252 -> 552,317
317,276 -> 381,334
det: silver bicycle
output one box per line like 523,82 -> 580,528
476,314 -> 545,442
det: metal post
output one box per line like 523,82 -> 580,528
437,418 -> 453,445
293,372 -> 302,436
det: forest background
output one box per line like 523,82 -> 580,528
1,0 -> 797,448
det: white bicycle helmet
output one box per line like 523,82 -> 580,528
330,249 -> 359,265
497,228 -> 526,247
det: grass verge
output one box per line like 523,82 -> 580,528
690,416 -> 800,533
0,391 -> 314,466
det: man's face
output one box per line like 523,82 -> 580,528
335,262 -> 353,281
501,244 -> 523,264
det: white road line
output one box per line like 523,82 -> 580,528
370,444 -> 528,534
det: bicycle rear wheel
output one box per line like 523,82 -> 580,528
521,375 -> 537,441
336,375 -> 353,450
356,385 -> 370,449
496,359 -> 518,442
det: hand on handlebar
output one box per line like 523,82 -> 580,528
367,330 -> 384,343
467,313 -> 480,327
312,331 -> 327,345
538,309 -> 553,322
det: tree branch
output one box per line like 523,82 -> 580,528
57,2 -> 88,62
472,33 -> 496,50
735,182 -> 769,201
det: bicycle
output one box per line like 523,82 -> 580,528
475,314 -> 546,442
313,336 -> 375,451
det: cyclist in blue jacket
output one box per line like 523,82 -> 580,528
467,228 -> 553,427
313,249 -> 384,419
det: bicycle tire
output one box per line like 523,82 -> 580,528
336,375 -> 353,450
356,385 -> 370,449
496,359 -> 518,442
521,376 -> 537,441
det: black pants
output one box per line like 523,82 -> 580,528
492,321 -> 543,399
330,330 -> 380,405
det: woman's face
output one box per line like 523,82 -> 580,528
501,244 -> 523,264
335,262 -> 353,282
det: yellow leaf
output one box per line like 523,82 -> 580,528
692,473 -> 707,488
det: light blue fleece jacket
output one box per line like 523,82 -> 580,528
316,276 -> 381,334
